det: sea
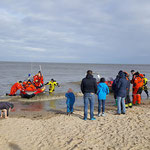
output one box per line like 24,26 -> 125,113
0,61 -> 149,111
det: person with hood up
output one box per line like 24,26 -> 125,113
97,78 -> 109,117
112,71 -> 122,106
115,71 -> 128,115
65,88 -> 75,115
81,70 -> 97,120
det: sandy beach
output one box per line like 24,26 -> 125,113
0,99 -> 150,150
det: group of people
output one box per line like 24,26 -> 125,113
6,71 -> 59,98
65,70 -> 109,120
1,69 -> 149,119
65,69 -> 149,120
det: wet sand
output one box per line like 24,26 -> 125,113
0,99 -> 150,150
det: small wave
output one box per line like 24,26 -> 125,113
0,92 -> 83,102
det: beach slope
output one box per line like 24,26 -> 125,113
0,102 -> 150,150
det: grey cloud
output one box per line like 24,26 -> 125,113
0,0 -> 150,64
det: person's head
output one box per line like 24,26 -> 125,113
67,88 -> 73,93
100,78 -> 105,83
38,71 -> 42,77
51,79 -> 54,82
19,81 -> 22,83
87,70 -> 93,75
131,70 -> 135,75
143,74 -> 145,77
124,71 -> 129,77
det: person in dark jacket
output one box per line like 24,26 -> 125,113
0,102 -> 14,118
81,70 -> 97,120
112,71 -> 123,106
124,72 -> 132,108
115,71 -> 128,115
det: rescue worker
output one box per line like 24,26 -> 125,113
131,71 -> 144,105
33,71 -> 44,88
7,81 -> 24,96
124,71 -> 132,108
142,74 -> 149,99
23,80 -> 36,92
46,79 -> 59,93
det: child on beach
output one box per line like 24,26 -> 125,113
97,78 -> 109,117
65,88 -> 75,115
0,102 -> 14,118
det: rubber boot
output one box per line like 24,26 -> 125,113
129,103 -> 132,108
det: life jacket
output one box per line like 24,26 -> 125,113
23,81 -> 36,92
133,75 -> 143,89
33,75 -> 44,87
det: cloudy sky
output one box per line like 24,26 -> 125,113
0,0 -> 150,64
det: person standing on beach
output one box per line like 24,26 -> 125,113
115,71 -> 128,115
131,71 -> 144,105
97,78 -> 109,117
65,88 -> 75,115
81,70 -> 97,120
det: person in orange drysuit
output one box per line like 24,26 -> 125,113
33,71 -> 44,88
8,81 -> 24,96
23,80 -> 36,92
131,70 -> 143,105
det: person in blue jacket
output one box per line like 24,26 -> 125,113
65,88 -> 75,115
97,78 -> 109,117
115,71 -> 128,115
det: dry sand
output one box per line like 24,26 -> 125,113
0,101 -> 150,150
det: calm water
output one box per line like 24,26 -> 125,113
0,61 -> 149,112
0,61 -> 150,97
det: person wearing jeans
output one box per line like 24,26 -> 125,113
81,70 -> 97,120
97,78 -> 109,117
117,97 -> 126,114
98,100 -> 105,116
115,71 -> 128,115
84,93 -> 95,119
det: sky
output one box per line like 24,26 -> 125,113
0,0 -> 150,64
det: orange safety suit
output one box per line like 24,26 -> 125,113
131,74 -> 143,104
9,82 -> 24,96
33,75 -> 44,88
23,81 -> 36,92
